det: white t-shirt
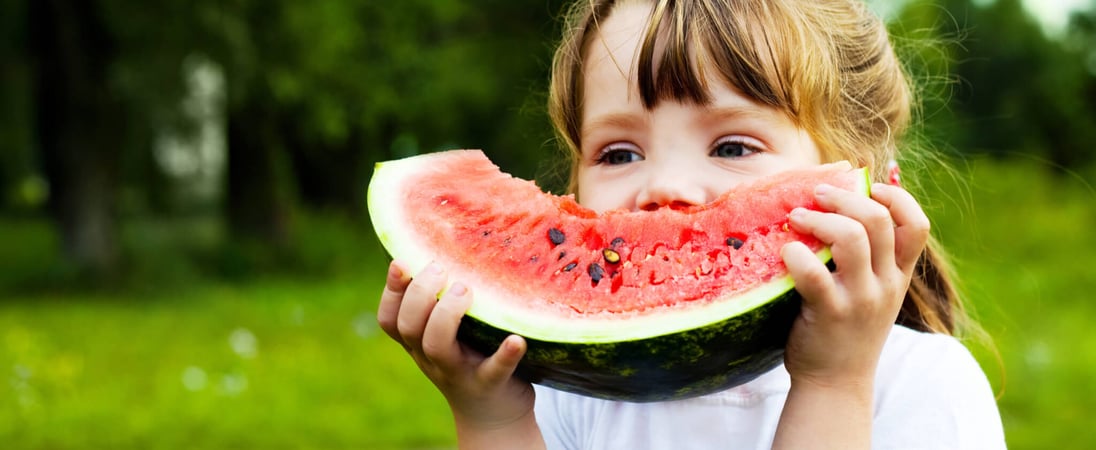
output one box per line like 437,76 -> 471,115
533,325 -> 1005,449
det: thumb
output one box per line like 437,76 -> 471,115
476,334 -> 527,385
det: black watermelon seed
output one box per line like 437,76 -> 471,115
726,237 -> 745,249
588,263 -> 605,284
610,237 -> 625,248
563,262 -> 578,272
602,248 -> 621,264
557,251 -> 567,260
548,228 -> 566,246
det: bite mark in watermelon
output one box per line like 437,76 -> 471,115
368,150 -> 870,402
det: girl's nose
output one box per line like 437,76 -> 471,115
636,174 -> 708,211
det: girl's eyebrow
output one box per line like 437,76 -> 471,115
702,105 -> 772,124
580,112 -> 643,140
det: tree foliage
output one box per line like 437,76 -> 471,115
894,0 -> 1096,169
1,0 -> 1094,278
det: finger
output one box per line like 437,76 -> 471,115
870,183 -> 931,274
476,334 -> 527,386
398,262 -> 447,355
787,206 -> 873,286
811,184 -> 897,274
781,240 -> 839,310
378,260 -> 412,344
421,282 -> 475,371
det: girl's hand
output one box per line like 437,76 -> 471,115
780,182 -> 931,387
376,261 -> 540,446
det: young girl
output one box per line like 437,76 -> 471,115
378,0 -> 1006,448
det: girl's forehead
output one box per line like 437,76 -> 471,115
583,0 -> 783,114
583,4 -> 650,86
584,3 -> 706,105
579,4 -> 799,139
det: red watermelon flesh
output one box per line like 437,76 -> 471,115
377,150 -> 860,318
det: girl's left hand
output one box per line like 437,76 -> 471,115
779,182 -> 931,387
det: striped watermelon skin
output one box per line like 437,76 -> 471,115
458,289 -> 800,402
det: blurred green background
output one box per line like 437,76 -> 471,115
1,0 -> 1094,448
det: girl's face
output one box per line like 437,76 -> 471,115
576,3 -> 822,213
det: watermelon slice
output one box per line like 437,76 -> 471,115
368,149 -> 870,402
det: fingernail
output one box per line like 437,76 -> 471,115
449,282 -> 467,297
814,184 -> 833,196
388,262 -> 404,279
789,207 -> 807,220
503,335 -> 523,353
424,262 -> 442,275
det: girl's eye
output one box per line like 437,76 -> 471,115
596,146 -> 643,165
710,139 -> 761,158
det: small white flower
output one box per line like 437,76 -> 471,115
181,366 -> 208,392
353,312 -> 379,339
290,304 -> 305,326
219,373 -> 249,397
1025,341 -> 1051,370
229,328 -> 259,359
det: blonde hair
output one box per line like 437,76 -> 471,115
548,0 -> 971,335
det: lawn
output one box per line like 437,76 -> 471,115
1,157 -> 1094,449
0,219 -> 456,448
925,158 -> 1096,448
0,275 -> 457,449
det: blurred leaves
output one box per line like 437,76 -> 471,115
0,0 -> 1093,277
1,0 -> 566,278
894,0 -> 1096,169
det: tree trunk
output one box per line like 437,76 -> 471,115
225,95 -> 290,248
29,0 -> 121,275
284,117 -> 368,216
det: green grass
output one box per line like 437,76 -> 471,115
924,159 -> 1096,448
0,276 -> 457,449
1,157 -> 1094,449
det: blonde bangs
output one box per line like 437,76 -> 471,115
635,0 -> 790,111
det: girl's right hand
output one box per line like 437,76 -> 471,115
376,260 -> 539,443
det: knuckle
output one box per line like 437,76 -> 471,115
829,299 -> 856,320
839,221 -> 870,249
377,314 -> 398,335
865,286 -> 887,310
396,316 -> 423,341
864,204 -> 892,230
420,338 -> 445,360
435,298 -> 466,321
914,216 -> 932,236
799,263 -> 833,291
903,216 -> 932,245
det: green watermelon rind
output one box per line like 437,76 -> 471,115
457,286 -> 801,402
